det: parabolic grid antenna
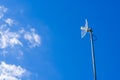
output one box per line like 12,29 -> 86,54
81,19 -> 88,38
80,19 -> 97,80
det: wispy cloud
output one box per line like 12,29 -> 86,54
5,18 -> 14,26
0,26 -> 41,49
0,6 -> 41,57
0,5 -> 49,80
0,27 -> 22,49
0,6 -> 7,19
24,28 -> 41,48
0,61 -> 27,80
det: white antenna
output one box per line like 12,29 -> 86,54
80,19 -> 97,80
80,19 -> 90,38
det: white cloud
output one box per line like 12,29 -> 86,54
0,28 -> 22,49
0,4 -> 42,80
5,18 -> 14,26
0,27 -> 41,49
0,5 -> 41,51
0,61 -> 27,80
0,6 -> 7,19
0,5 -> 41,57
0,25 -> 41,57
24,28 -> 41,47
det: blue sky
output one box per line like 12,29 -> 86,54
0,0 -> 120,80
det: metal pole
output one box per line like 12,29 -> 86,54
89,29 -> 97,80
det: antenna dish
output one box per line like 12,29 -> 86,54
80,19 -> 88,38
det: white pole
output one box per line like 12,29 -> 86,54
89,29 -> 97,80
